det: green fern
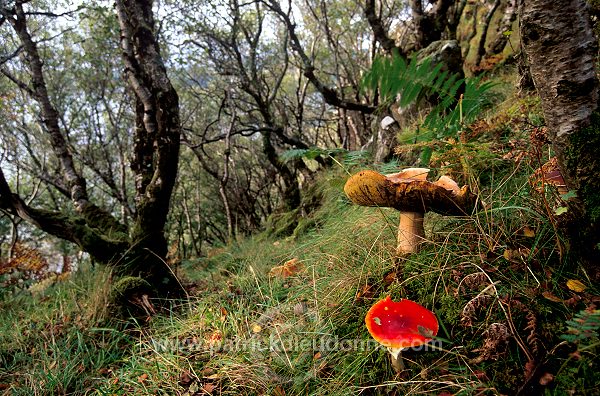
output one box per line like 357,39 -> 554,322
561,308 -> 600,345
279,147 -> 369,168
423,77 -> 497,139
362,50 -> 496,141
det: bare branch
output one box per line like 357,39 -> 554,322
264,0 -> 376,114
364,0 -> 399,54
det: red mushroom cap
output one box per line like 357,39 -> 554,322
365,296 -> 439,349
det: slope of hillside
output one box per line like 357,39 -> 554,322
0,71 -> 598,396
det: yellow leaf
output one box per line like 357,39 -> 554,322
252,324 -> 262,333
522,226 -> 535,237
566,279 -> 586,292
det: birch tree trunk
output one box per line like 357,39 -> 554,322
520,0 -> 600,275
0,0 -> 184,300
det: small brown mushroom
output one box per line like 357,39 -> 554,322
343,168 -> 476,255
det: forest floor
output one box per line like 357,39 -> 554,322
0,69 -> 599,395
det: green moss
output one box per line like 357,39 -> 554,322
263,208 -> 300,238
110,276 -> 152,297
106,276 -> 155,319
81,204 -> 129,241
565,111 -> 600,223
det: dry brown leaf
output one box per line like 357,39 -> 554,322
202,382 -> 217,394
205,330 -> 223,347
383,270 -> 398,286
355,284 -> 375,302
272,385 -> 286,396
542,291 -> 563,303
269,258 -> 304,278
179,371 -> 194,387
524,359 -> 537,379
539,372 -> 554,386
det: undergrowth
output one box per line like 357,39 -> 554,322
0,75 -> 598,396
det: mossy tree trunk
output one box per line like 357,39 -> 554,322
114,0 -> 182,293
0,0 -> 183,297
520,0 -> 600,276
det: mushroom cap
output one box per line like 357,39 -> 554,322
365,296 -> 439,349
343,169 -> 476,215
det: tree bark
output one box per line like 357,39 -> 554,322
115,0 -> 182,291
0,0 -> 183,297
364,0 -> 399,54
520,0 -> 600,275
408,0 -> 454,52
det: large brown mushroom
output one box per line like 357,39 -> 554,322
344,168 -> 476,255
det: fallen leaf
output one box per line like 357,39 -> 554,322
355,284 -> 374,302
179,371 -> 194,387
272,385 -> 286,396
220,307 -> 228,317
252,324 -> 262,333
524,359 -> 536,379
383,270 -> 398,286
542,291 -> 563,303
539,372 -> 554,386
269,258 -> 304,278
313,352 -> 322,360
555,206 -> 568,215
522,226 -> 535,237
138,373 -> 148,383
566,279 -> 586,292
202,383 -> 217,394
503,249 -> 515,262
98,367 -> 111,376
205,330 -> 223,347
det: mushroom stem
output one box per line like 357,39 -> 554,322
397,212 -> 425,255
388,347 -> 405,373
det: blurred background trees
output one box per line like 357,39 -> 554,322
0,0 -> 536,291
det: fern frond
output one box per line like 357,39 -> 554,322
362,50 -> 497,141
561,308 -> 600,345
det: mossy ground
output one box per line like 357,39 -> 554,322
0,74 -> 598,395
